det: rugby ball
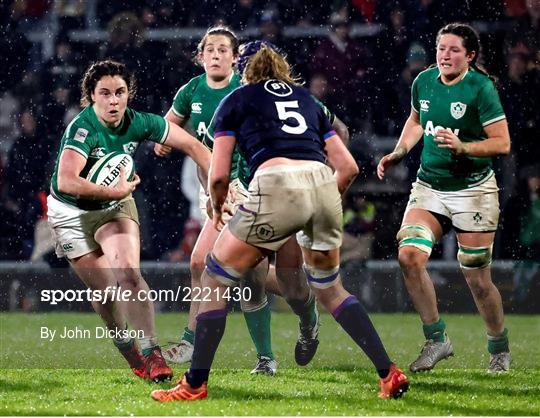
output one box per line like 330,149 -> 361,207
86,152 -> 135,187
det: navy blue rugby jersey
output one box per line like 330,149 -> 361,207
213,79 -> 336,180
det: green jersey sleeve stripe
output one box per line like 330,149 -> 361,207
159,120 -> 170,144
411,101 -> 419,113
64,145 -> 88,158
482,115 -> 506,127
170,106 -> 184,117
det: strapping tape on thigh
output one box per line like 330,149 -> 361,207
396,224 -> 435,255
457,244 -> 493,269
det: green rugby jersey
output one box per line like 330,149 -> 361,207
171,72 -> 250,185
411,67 -> 505,191
50,105 -> 168,209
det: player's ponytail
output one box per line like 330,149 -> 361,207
242,45 -> 301,85
436,23 -> 495,83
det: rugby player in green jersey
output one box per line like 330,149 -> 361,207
47,60 -> 211,381
377,23 -> 511,373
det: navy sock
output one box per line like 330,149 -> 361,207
333,296 -> 392,378
186,309 -> 227,388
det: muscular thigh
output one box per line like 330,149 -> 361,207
95,217 -> 141,268
402,208 -> 445,242
191,218 -> 220,265
212,226 -> 269,273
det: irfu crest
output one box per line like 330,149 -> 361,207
450,102 -> 467,119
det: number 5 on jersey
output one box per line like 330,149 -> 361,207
275,101 -> 307,135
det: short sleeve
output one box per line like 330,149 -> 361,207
318,106 -> 335,139
411,75 -> 420,113
63,124 -> 95,159
139,112 -> 169,144
311,95 -> 336,124
477,80 -> 506,127
171,81 -> 193,118
213,91 -> 241,139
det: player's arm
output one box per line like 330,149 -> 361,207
57,149 -> 139,201
154,111 -> 186,157
325,134 -> 359,195
377,109 -> 423,180
435,119 -> 510,157
209,134 -> 235,229
332,115 -> 350,146
163,122 -> 211,180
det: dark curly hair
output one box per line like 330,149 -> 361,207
436,23 -> 493,80
80,60 -> 137,107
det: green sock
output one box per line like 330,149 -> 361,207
423,319 -> 446,343
487,328 -> 509,354
243,302 -> 274,359
300,293 -> 318,329
181,327 -> 195,345
139,336 -> 158,357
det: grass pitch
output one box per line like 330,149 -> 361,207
1,312 -> 539,415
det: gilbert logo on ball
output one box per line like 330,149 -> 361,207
86,152 -> 135,187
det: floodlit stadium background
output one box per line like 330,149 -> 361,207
1,0 -> 538,313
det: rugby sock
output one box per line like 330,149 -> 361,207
181,326 -> 195,345
423,319 -> 446,343
332,296 -> 392,378
288,290 -> 318,329
487,328 -> 509,354
186,309 -> 228,388
113,336 -> 134,351
139,336 -> 159,357
243,301 -> 274,359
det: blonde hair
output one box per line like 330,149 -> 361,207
242,45 -> 301,85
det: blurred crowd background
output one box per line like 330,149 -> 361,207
0,0 -> 538,276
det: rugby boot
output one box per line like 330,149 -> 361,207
151,375 -> 207,402
118,341 -> 148,379
163,340 -> 194,364
250,355 -> 278,376
145,347 -> 173,382
409,334 -> 454,372
379,364 -> 409,399
295,309 -> 320,366
488,352 -> 511,373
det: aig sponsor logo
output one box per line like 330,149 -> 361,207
424,120 -> 459,137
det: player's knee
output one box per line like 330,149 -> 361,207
204,252 -> 242,287
190,251 -> 207,276
457,244 -> 492,270
303,264 -> 340,290
398,246 -> 429,269
117,266 -> 143,288
464,275 -> 492,300
396,224 -> 435,263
